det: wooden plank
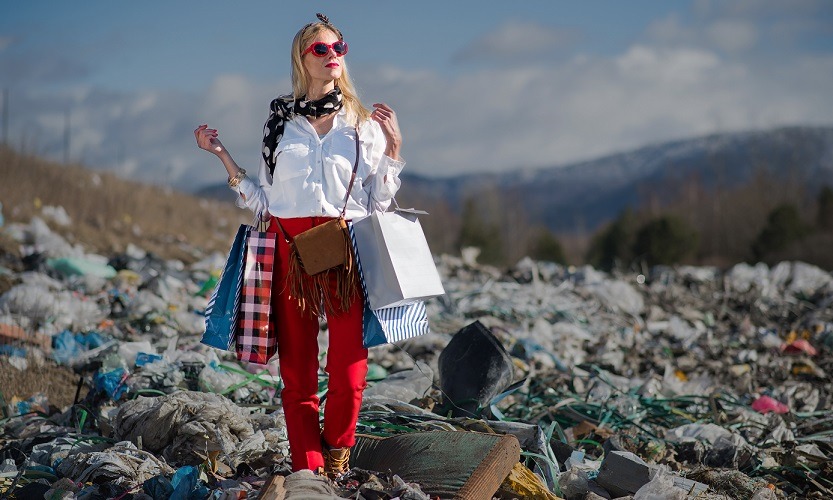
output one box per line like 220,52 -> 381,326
257,475 -> 286,500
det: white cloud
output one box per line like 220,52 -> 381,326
615,45 -> 720,84
770,17 -> 833,45
363,41 -> 832,176
453,20 -> 578,63
696,0 -> 828,17
705,19 -> 759,53
0,36 -> 14,52
129,93 -> 158,115
3,74 -> 283,190
645,14 -> 692,45
199,74 -> 285,148
647,2 -> 829,57
7,43 -> 833,189
3,13 -> 831,191
648,16 -> 760,55
0,51 -> 91,86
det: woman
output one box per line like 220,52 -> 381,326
194,13 -> 404,478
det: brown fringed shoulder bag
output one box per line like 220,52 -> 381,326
275,128 -> 361,316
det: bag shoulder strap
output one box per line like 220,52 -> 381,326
276,127 -> 360,242
339,127 -> 361,219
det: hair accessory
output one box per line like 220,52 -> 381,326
302,12 -> 342,39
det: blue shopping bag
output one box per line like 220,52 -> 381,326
202,225 -> 248,350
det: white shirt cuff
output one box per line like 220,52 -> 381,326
378,154 -> 405,178
231,176 -> 258,208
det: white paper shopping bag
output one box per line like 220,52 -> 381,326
351,209 -> 445,309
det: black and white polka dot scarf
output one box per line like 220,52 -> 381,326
261,88 -> 344,176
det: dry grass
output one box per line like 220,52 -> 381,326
0,145 -> 249,263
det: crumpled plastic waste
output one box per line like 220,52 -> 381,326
43,477 -> 82,499
52,329 -> 109,364
118,340 -> 156,367
143,465 -> 209,500
11,393 -> 49,416
0,282 -> 107,332
129,357 -> 186,394
634,467 -> 687,500
751,395 -> 790,414
557,466 -> 589,499
112,391 -> 266,467
2,210 -> 833,498
781,338 -> 818,356
665,423 -> 754,468
47,256 -> 117,279
363,361 -> 433,403
354,470 -> 431,500
56,441 -> 175,486
94,367 -> 130,400
28,435 -> 107,470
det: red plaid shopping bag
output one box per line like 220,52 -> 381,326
236,227 -> 277,364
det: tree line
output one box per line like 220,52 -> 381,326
408,172 -> 833,271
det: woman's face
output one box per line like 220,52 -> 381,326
302,29 -> 344,86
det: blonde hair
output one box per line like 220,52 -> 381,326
290,23 -> 370,126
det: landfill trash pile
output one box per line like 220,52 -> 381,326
1,212 -> 832,499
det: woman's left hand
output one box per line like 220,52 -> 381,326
371,103 -> 402,160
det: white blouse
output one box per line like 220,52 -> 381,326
232,108 -> 405,220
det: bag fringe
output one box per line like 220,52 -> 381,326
286,233 -> 358,317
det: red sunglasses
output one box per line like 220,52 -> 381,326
303,40 -> 349,57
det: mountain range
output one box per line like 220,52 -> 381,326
196,125 -> 833,234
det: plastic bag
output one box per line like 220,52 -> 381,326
634,468 -> 686,500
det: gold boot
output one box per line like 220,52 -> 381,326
322,445 -> 350,480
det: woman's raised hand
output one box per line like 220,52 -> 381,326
194,124 -> 225,155
371,103 -> 401,160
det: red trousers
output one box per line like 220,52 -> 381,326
268,216 -> 368,472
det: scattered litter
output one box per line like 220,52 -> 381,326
751,395 -> 790,414
2,211 -> 832,498
56,441 -> 175,486
112,391 -> 265,467
437,320 -> 514,417
781,338 -> 818,356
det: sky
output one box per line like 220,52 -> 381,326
1,0 -> 832,191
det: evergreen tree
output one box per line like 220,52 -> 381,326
632,215 -> 699,266
458,198 -> 504,265
817,186 -> 833,231
752,203 -> 810,260
586,209 -> 636,271
527,227 -> 567,264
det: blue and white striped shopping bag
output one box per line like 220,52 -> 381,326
349,223 -> 431,348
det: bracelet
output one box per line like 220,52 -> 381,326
228,168 -> 247,188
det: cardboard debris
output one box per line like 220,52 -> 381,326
0,322 -> 51,353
